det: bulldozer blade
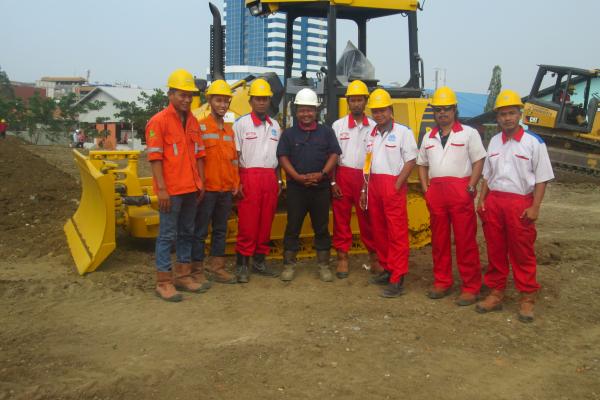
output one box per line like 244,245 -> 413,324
64,150 -> 116,275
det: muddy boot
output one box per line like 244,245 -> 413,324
518,292 -> 536,323
369,270 -> 391,285
207,256 -> 237,284
475,289 -> 504,314
155,271 -> 183,302
280,251 -> 297,282
252,253 -> 279,277
190,261 -> 213,292
173,263 -> 204,293
427,285 -> 452,300
381,276 -> 405,298
235,253 -> 250,284
336,251 -> 349,279
455,291 -> 478,306
317,250 -> 333,282
369,252 -> 384,274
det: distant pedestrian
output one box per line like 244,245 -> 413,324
0,119 -> 7,139
76,130 -> 85,148
475,89 -> 554,323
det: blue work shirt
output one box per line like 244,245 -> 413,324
277,123 -> 342,188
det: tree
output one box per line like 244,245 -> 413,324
114,89 -> 168,139
485,65 -> 502,112
56,92 -> 104,140
25,92 -> 60,144
0,66 -> 14,100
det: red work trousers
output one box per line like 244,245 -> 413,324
367,174 -> 409,283
332,166 -> 375,253
235,168 -> 279,256
426,177 -> 481,294
479,191 -> 540,293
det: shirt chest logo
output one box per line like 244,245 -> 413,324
270,129 -> 279,141
387,134 -> 396,143
339,131 -> 350,141
245,131 -> 258,140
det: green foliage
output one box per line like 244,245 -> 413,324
485,65 -> 502,113
114,89 -> 168,138
0,66 -> 14,100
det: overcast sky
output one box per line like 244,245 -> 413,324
1,0 -> 598,95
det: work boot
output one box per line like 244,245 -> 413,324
369,270 -> 391,285
155,271 -> 183,302
280,251 -> 297,282
455,291 -> 478,306
206,256 -> 237,284
173,263 -> 204,293
427,285 -> 452,300
190,261 -> 213,292
475,289 -> 504,314
252,253 -> 279,277
518,292 -> 536,323
369,252 -> 384,274
381,276 -> 405,298
235,253 -> 250,284
336,251 -> 349,279
317,250 -> 333,282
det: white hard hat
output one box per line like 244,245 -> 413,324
294,88 -> 320,107
75,129 -> 80,133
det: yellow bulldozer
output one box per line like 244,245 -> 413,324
65,0 -> 433,275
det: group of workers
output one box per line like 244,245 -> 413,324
146,68 -> 554,324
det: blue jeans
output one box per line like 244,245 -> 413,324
155,192 -> 198,272
192,191 -> 233,261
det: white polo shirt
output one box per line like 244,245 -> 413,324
233,112 -> 281,169
366,122 -> 418,176
483,128 -> 554,195
332,114 -> 376,170
417,122 -> 486,178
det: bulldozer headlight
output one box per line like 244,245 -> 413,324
248,1 -> 264,16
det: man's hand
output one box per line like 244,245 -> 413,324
233,184 -> 244,199
521,205 -> 540,222
476,200 -> 485,213
196,188 -> 205,204
157,188 -> 171,213
331,183 -> 343,199
359,191 -> 367,210
394,178 -> 405,192
298,174 -> 318,187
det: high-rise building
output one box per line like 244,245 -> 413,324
223,0 -> 327,82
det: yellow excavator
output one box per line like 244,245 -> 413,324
64,0 -> 432,274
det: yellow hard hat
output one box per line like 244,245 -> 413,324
0,119 -> 5,123
346,80 -> 369,97
367,88 -> 393,109
430,86 -> 457,106
248,78 -> 273,97
494,89 -> 524,111
206,79 -> 232,97
167,68 -> 199,92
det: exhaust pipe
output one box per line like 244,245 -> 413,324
209,2 -> 225,81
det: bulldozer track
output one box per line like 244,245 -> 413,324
552,161 -> 600,178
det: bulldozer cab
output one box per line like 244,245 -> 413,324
524,65 -> 600,134
245,0 -> 424,126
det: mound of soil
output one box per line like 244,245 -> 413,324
0,138 -> 79,260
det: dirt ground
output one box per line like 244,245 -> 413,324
1,138 -> 599,400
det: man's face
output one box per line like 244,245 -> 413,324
371,106 -> 393,126
296,105 -> 317,125
347,96 -> 367,117
432,105 -> 456,126
169,89 -> 194,113
250,96 -> 270,115
496,106 -> 522,132
209,95 -> 231,117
